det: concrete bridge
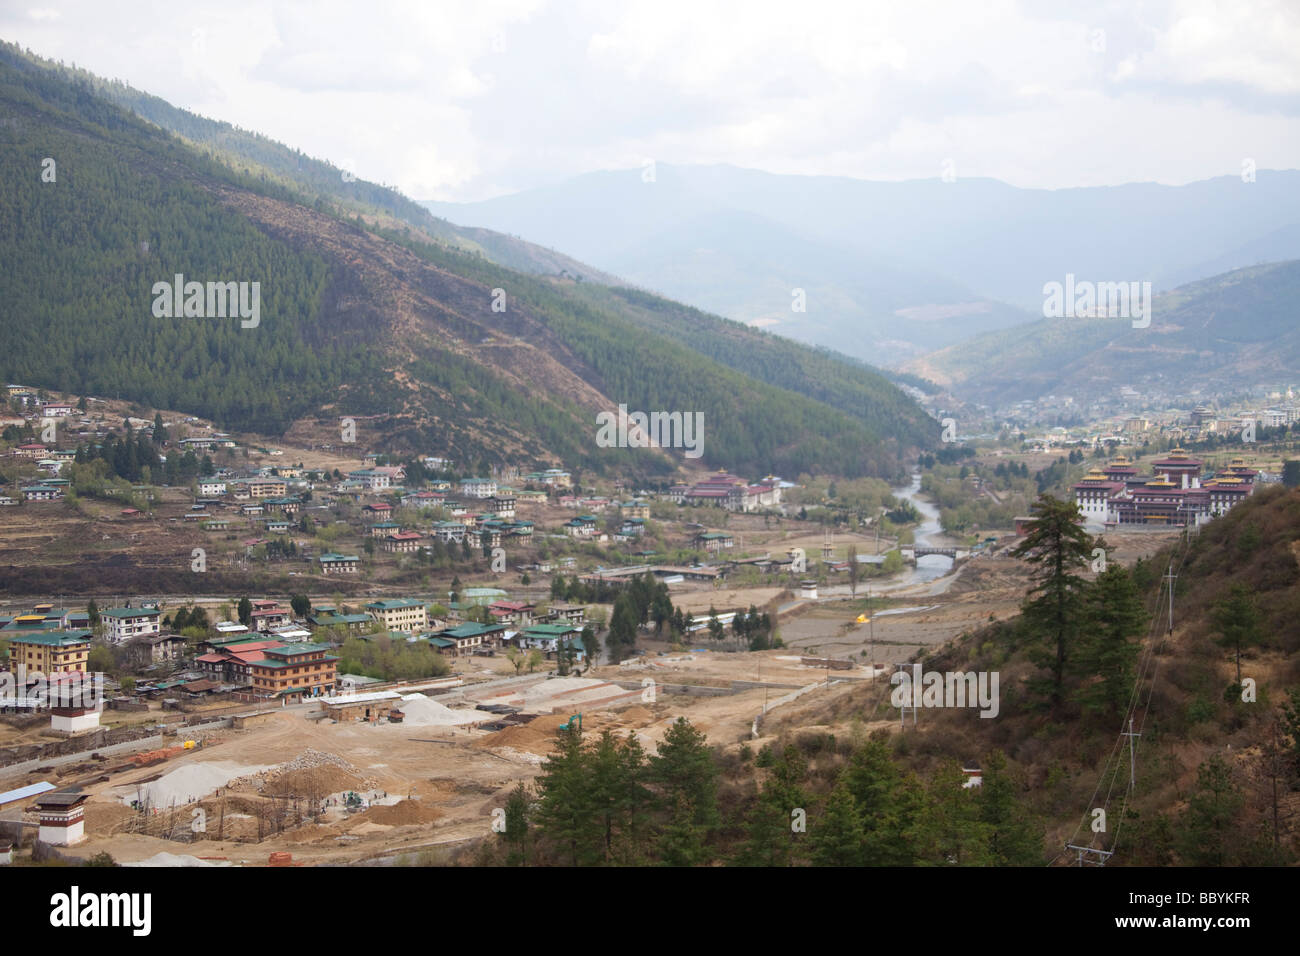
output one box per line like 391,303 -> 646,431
900,546 -> 970,564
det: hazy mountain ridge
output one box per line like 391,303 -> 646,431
424,163 -> 1300,367
902,260 -> 1300,405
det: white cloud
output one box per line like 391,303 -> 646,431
0,0 -> 1294,200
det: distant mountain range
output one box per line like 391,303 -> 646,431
901,260 -> 1300,406
0,42 -> 933,481
423,164 -> 1300,366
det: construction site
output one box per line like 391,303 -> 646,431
0,637 -> 899,866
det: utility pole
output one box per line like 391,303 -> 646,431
1065,844 -> 1114,867
1164,563 -> 1177,635
1121,717 -> 1141,791
896,662 -> 916,729
867,581 -> 874,682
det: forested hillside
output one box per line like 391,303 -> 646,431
0,42 -> 933,479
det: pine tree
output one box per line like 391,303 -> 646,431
808,778 -> 866,866
1010,494 -> 1096,707
1071,564 -> 1146,719
649,717 -> 720,860
1211,583 -> 1262,689
919,761 -> 990,865
500,782 -> 531,866
842,739 -> 925,865
657,792 -> 709,867
1177,755 -> 1244,866
977,751 -> 1043,865
734,745 -> 807,866
532,726 -> 601,866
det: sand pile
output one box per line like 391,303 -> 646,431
120,761 -> 270,807
614,705 -> 654,724
122,852 -> 228,867
396,694 -> 482,727
358,799 -> 442,826
474,714 -> 570,753
263,751 -> 369,796
521,677 -> 608,702
264,765 -> 368,797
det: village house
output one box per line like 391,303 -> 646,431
319,552 -> 360,574
233,476 -> 289,498
563,515 -> 598,537
198,480 -> 227,496
401,490 -> 445,508
101,607 -> 161,645
249,643 -> 338,701
619,500 -> 651,520
13,443 -> 48,459
369,521 -> 400,538
432,520 -> 467,543
424,622 -> 506,656
307,610 -> 371,633
516,623 -> 586,662
541,603 -> 587,626
5,630 -> 92,675
693,531 -> 734,552
484,494 -> 516,518
460,477 -> 497,498
383,531 -> 424,553
366,599 -> 429,632
249,603 -> 292,633
347,469 -> 391,492
487,600 -> 535,627
124,633 -> 188,667
21,484 -> 63,501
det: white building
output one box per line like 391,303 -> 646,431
101,607 -> 161,645
460,477 -> 497,498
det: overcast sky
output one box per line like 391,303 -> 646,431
3,0 -> 1298,201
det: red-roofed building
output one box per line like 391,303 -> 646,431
487,600 -> 535,626
383,531 -> 424,553
197,640 -> 281,684
250,605 -> 292,633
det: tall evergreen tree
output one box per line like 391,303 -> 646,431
976,751 -> 1043,865
1010,493 -> 1095,707
1072,564 -> 1147,719
1211,583 -> 1262,688
649,717 -> 720,862
808,778 -> 866,866
1177,755 -> 1244,866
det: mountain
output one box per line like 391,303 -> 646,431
0,42 -> 932,481
423,164 -> 1300,366
902,260 -> 1300,406
43,54 -> 620,286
